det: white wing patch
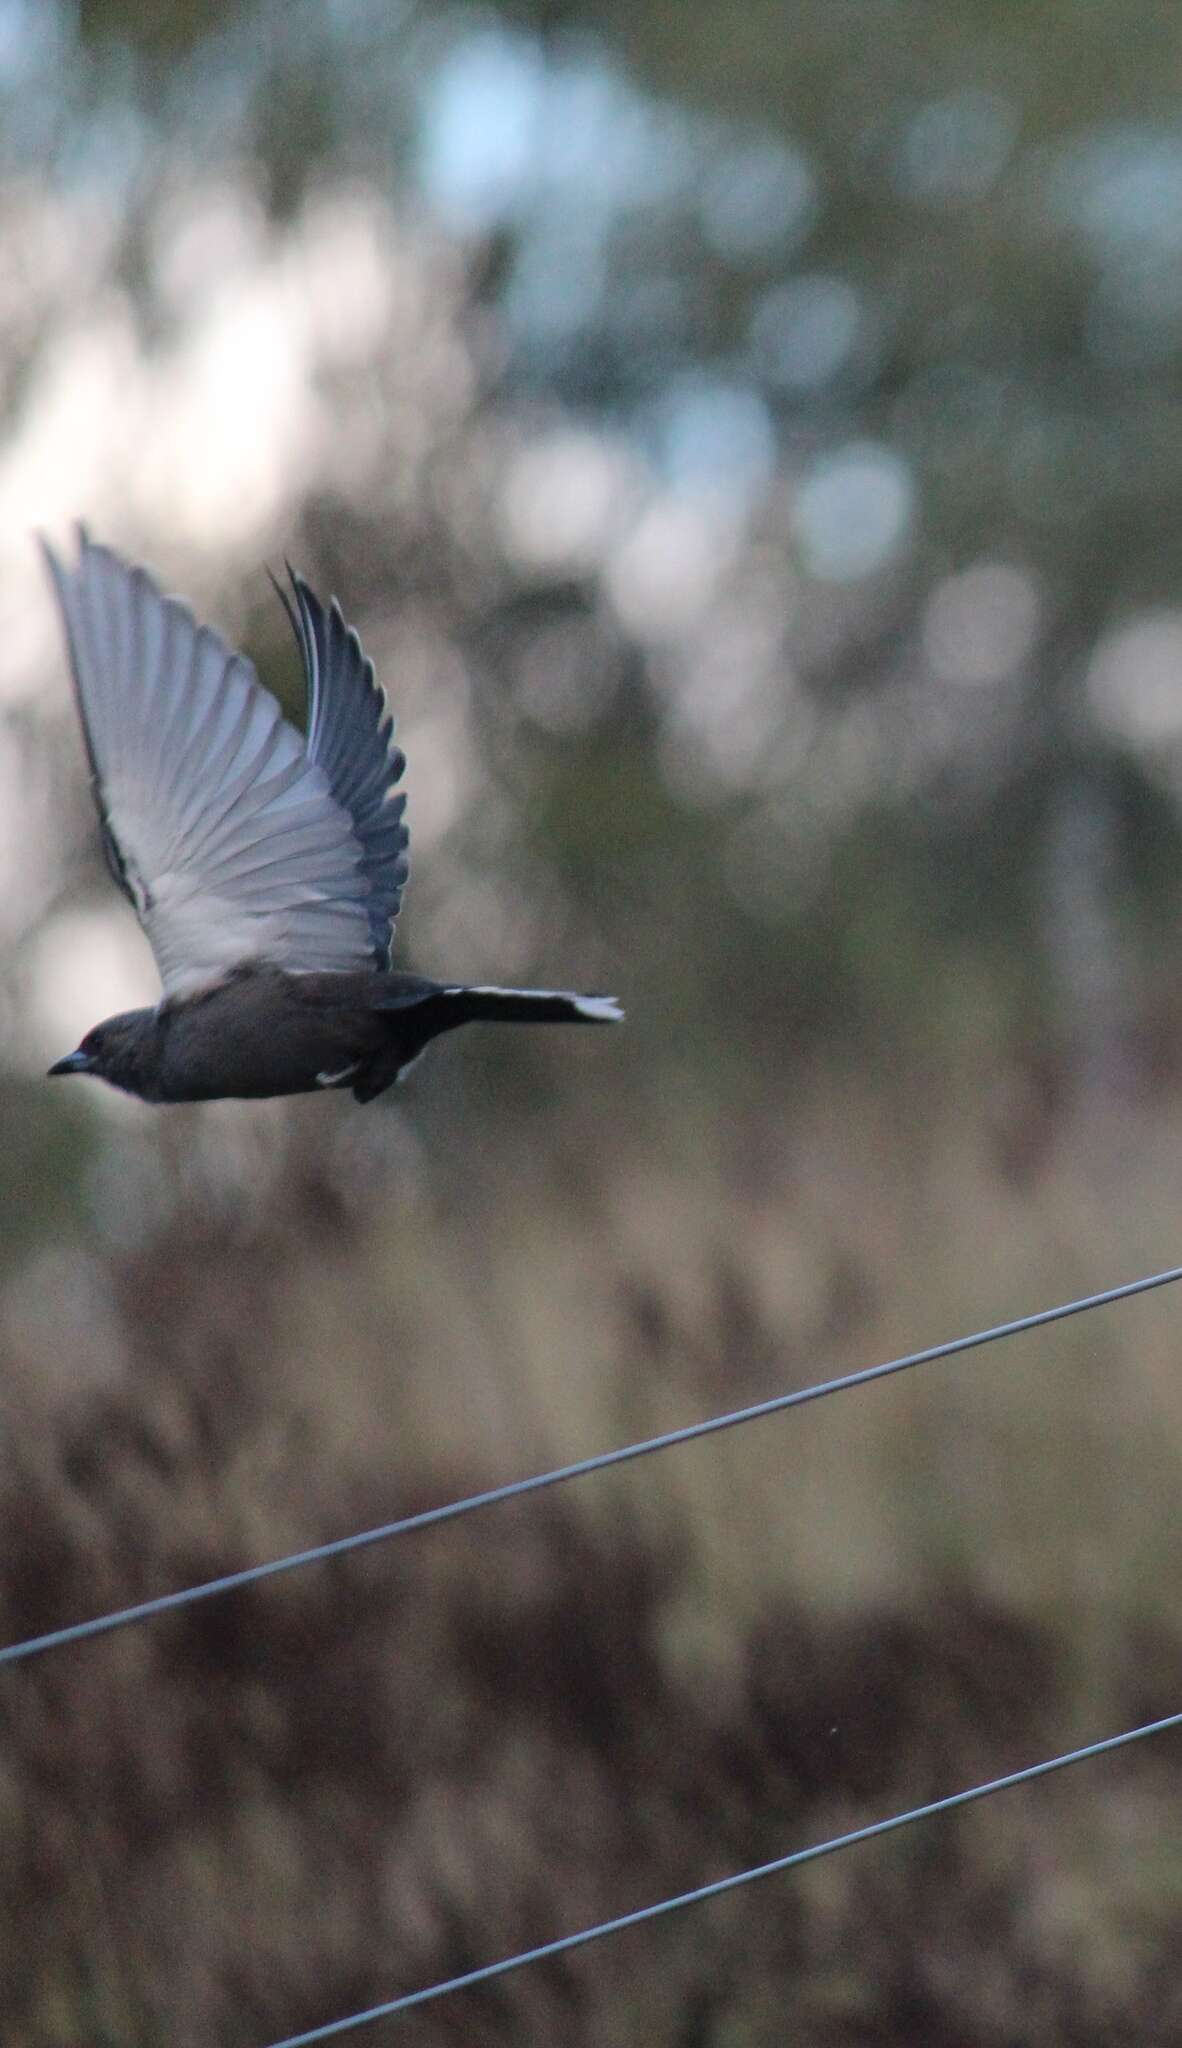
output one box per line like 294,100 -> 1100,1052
316,1062 -> 361,1088
45,531 -> 375,1000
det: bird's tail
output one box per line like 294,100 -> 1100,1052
438,985 -> 623,1027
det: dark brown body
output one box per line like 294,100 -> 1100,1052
48,964 -> 620,1105
155,967 -> 442,1102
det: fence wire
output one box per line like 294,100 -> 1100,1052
261,1703 -> 1182,2045
3,1262 -> 1181,1669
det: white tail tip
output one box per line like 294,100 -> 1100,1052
573,994 -> 624,1022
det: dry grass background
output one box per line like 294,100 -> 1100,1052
5,1027 -> 1182,2046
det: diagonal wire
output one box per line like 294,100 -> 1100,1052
3,1262 -> 1181,1670
261,1703 -> 1182,2046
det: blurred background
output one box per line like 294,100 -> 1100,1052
6,1 -> 1182,2040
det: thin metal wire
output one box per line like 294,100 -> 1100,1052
3,1261 -> 1181,1670
261,1703 -> 1182,2045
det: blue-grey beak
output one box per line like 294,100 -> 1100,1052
47,1049 -> 93,1077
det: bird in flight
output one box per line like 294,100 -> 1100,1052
43,530 -> 622,1103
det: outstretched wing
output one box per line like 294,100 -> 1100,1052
277,569 -> 409,970
43,528 -> 376,1001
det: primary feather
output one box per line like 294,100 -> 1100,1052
274,568 -> 409,968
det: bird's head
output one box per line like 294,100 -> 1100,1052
48,1008 -> 161,1100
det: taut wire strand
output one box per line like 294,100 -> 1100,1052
2,1262 -> 1180,1669
261,1704 -> 1182,2044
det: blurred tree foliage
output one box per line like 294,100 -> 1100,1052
10,0 -> 1182,1089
